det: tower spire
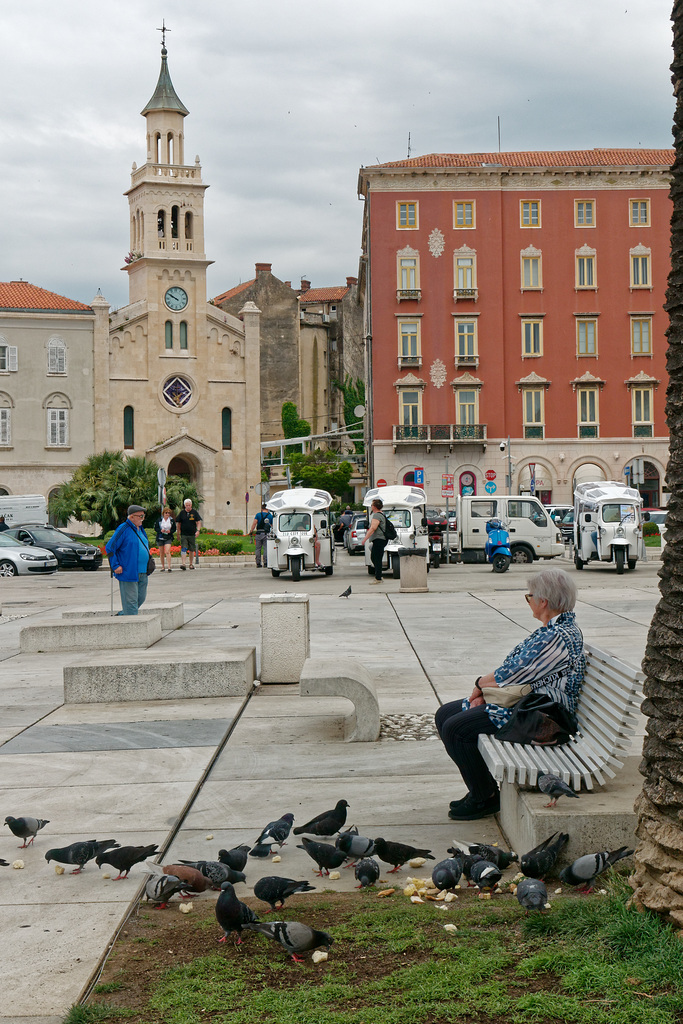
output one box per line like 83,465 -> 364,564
142,27 -> 189,117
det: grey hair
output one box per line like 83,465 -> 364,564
527,568 -> 577,613
183,498 -> 192,505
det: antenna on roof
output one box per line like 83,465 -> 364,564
497,116 -> 501,153
407,132 -> 411,158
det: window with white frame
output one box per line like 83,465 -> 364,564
631,317 -> 652,355
455,388 -> 478,426
630,199 -> 650,226
630,246 -> 651,288
577,319 -> 597,356
398,320 -> 420,365
521,250 -> 542,289
397,201 -> 418,229
632,386 -> 654,437
0,342 -> 18,372
521,319 -> 543,357
454,201 -> 475,228
0,408 -> 10,446
578,387 -> 599,438
574,200 -> 595,227
522,388 -> 544,438
520,200 -> 540,227
47,337 -> 66,374
47,408 -> 69,446
455,320 -> 477,364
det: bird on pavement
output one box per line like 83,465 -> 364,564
178,859 -> 245,888
297,837 -> 346,876
559,847 -> 634,892
458,852 -> 485,883
0,859 -> 9,867
432,854 -> 463,891
96,844 -> 159,880
162,863 -> 213,895
335,829 -> 375,865
373,838 -> 434,873
355,857 -> 380,888
45,839 -> 119,874
145,873 -> 186,909
253,876 -> 315,912
250,813 -> 295,856
215,881 -> 259,944
451,839 -> 518,870
516,877 -> 548,913
218,845 -> 250,872
339,586 -> 352,599
4,816 -> 50,848
469,859 -> 502,890
293,800 -> 349,837
538,773 -> 580,808
520,832 -> 569,879
245,920 -> 333,962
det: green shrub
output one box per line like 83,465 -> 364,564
226,540 -> 243,555
226,529 -> 243,536
643,521 -> 660,537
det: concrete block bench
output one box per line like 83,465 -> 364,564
62,602 -> 184,631
20,614 -> 162,654
299,657 -> 380,742
63,646 -> 256,703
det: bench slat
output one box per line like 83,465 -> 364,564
584,642 -> 645,683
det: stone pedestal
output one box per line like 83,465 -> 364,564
259,593 -> 310,684
63,603 -> 184,631
398,549 -> 428,593
20,615 -> 162,653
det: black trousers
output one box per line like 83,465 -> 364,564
435,699 -> 499,801
370,538 -> 387,580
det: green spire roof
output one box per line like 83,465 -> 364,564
141,45 -> 189,117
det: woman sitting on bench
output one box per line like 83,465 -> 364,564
435,568 -> 585,822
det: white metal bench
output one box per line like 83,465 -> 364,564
477,643 -> 643,791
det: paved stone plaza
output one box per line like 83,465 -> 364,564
0,549 -> 662,1022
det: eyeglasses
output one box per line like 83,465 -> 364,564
525,593 -> 534,603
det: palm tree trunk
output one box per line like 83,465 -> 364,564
631,1 -> 683,929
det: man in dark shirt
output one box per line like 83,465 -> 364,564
176,498 -> 203,570
0,516 -> 8,532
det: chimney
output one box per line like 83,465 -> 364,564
300,278 -> 311,293
255,263 -> 272,275
346,276 -> 357,288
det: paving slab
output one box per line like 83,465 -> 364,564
19,614 -> 163,653
0,719 -> 233,754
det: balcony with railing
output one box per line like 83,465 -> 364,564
398,355 -> 422,369
393,423 -> 487,444
396,288 -> 422,301
453,288 -> 478,302
455,353 -> 479,369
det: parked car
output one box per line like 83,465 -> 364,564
545,504 -> 573,524
345,513 -> 368,554
425,507 -> 448,528
0,533 -> 58,576
559,509 -> 575,543
4,524 -> 103,571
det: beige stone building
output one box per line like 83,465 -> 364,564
95,43 -> 261,531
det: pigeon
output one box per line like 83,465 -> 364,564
144,873 -> 186,909
215,881 -> 259,944
520,832 -> 569,879
245,920 -> 333,962
538,773 -> 580,808
218,845 -> 250,872
373,838 -> 435,873
335,830 -> 375,864
355,857 -> 381,888
178,859 -> 245,888
293,800 -> 349,837
45,839 -> 119,874
431,854 -> 463,891
96,844 -> 159,880
339,586 -> 352,598
253,876 -> 315,911
559,847 -> 634,892
162,864 -> 213,895
4,816 -> 49,848
297,837 -> 346,876
516,877 -> 548,913
250,813 -> 295,855
0,859 -> 9,867
469,859 -> 502,890
451,839 -> 518,870
459,853 -> 485,883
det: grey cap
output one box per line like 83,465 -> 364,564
127,504 -> 146,516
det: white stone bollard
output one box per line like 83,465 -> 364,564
398,549 -> 428,593
259,593 -> 310,683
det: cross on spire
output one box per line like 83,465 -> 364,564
156,20 -> 171,49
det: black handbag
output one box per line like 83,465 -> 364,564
496,691 -> 577,747
127,521 -> 155,575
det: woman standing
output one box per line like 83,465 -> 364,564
155,506 -> 176,572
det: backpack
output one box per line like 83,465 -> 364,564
381,513 -> 397,540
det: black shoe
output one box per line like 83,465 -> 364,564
449,795 -> 471,810
448,792 -> 500,821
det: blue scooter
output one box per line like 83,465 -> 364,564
485,519 -> 511,573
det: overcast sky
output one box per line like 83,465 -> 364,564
0,0 -> 674,312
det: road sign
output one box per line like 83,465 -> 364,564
485,469 -> 496,481
414,467 -> 424,486
157,467 -> 167,486
485,481 -> 497,494
441,473 -> 454,497
529,462 -> 536,495
376,478 -> 387,487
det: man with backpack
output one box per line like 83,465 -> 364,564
364,497 -> 395,584
248,503 -> 273,568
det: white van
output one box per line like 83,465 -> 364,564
0,494 -> 48,527
455,494 -> 564,564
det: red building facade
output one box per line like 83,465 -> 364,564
357,150 -> 672,507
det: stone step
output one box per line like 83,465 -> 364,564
62,602 -> 184,630
63,646 -> 257,703
20,615 -> 162,654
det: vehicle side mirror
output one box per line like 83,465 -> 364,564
422,517 -> 428,527
320,519 -> 327,529
584,513 -> 592,523
642,512 -> 650,522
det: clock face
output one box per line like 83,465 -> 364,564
165,286 -> 188,311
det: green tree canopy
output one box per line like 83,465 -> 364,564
286,449 -> 353,497
281,401 -> 311,439
48,451 -> 202,535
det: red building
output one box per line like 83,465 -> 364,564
357,149 -> 672,507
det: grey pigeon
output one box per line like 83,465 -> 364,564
559,847 -> 634,892
373,837 -> 435,873
297,837 -> 346,876
251,813 -> 295,854
335,830 -> 375,863
538,773 -> 580,808
215,881 -> 259,944
451,839 -> 518,870
520,832 -> 569,879
460,853 -> 485,882
178,859 -> 245,888
96,844 -> 158,880
4,816 -> 49,848
145,873 -> 185,909
432,854 -> 463,891
245,920 -> 333,962
355,857 -> 380,888
218,845 -> 250,872
293,800 -> 349,837
253,876 -> 315,911
339,586 -> 352,598
249,843 -> 273,859
516,877 -> 548,913
45,839 -> 119,874
469,859 -> 502,889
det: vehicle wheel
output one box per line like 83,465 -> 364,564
291,555 -> 302,581
367,566 -> 374,575
0,560 -> 17,577
574,549 -> 584,570
430,553 -> 440,568
510,546 -> 533,565
391,553 -> 401,578
324,566 -> 333,576
271,569 -> 281,577
492,553 -> 510,573
615,547 -> 625,575
628,559 -> 637,571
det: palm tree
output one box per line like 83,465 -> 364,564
630,1 -> 683,929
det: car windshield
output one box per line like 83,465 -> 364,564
0,534 -> 22,547
561,510 -> 574,524
278,512 -> 312,532
23,529 -> 63,544
602,503 -> 637,524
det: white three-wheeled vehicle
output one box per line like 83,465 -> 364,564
266,488 -> 335,580
573,481 -> 645,574
363,485 -> 429,578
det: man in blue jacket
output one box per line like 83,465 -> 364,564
105,504 -> 150,615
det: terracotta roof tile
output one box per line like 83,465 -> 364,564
0,281 -> 92,312
212,280 -> 255,305
300,286 -> 349,303
369,148 -> 674,170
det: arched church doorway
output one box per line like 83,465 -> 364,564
168,456 -> 195,482
573,462 -> 606,490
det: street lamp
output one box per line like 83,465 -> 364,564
500,437 -> 514,494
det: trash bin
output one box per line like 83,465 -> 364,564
398,547 -> 428,593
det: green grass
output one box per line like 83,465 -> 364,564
79,878 -> 683,1024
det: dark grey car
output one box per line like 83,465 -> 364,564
5,525 -> 103,571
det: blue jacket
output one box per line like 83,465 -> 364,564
106,519 -> 150,582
